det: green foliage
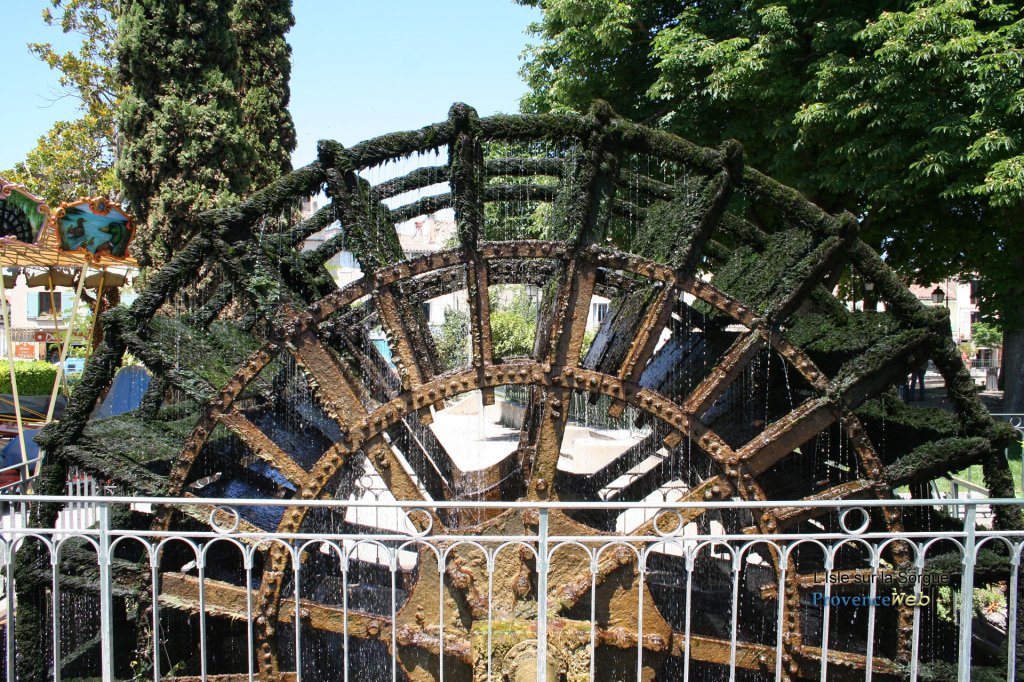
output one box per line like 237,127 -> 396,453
435,307 -> 470,371
490,288 -> 539,360
435,290 -> 543,369
972,321 -> 1002,348
482,141 -> 559,240
2,0 -> 120,202
0,361 -> 59,396
231,0 -> 296,186
116,0 -> 296,266
580,327 -> 596,359
117,0 -> 248,266
519,0 -> 1024,332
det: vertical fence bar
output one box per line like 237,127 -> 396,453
909,551 -> 924,682
294,552 -> 303,682
819,550 -> 833,682
1007,549 -> 1020,682
245,547 -> 254,682
437,548 -> 445,682
97,503 -> 114,682
773,548 -> 787,682
4,541 -> 14,682
863,547 -> 880,682
958,505 -> 977,682
590,550 -> 597,681
150,547 -> 161,682
683,545 -> 694,682
342,547 -> 350,682
536,509 -> 549,682
487,551 -> 495,682
51,552 -> 61,682
392,548 -> 399,682
728,548 -> 741,682
636,548 -> 645,681
197,552 -> 207,681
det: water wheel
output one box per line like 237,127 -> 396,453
29,103 -> 1018,681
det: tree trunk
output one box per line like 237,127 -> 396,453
1003,327 -> 1024,412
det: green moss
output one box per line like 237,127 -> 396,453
144,317 -> 259,389
787,311 -> 903,376
828,328 -> 932,397
856,392 -> 963,462
627,176 -> 709,263
62,410 -> 199,494
885,436 -> 992,486
706,228 -> 816,316
79,412 -> 196,467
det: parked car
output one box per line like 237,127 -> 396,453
56,357 -> 86,374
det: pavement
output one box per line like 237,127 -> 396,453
904,375 -> 1004,413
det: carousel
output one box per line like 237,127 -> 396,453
0,177 -> 137,487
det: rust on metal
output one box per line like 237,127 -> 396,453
219,411 -> 310,486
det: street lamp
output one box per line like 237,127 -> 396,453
862,280 -> 875,312
931,287 -> 945,305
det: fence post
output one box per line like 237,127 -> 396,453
5,542 -> 14,682
958,504 -> 976,682
1008,550 -> 1020,682
98,501 -> 115,682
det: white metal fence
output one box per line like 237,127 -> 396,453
0,495 -> 1019,682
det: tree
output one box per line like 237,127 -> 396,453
231,0 -> 296,186
116,0 -> 297,267
435,307 -> 470,371
117,1 -> 250,266
518,0 -> 1024,410
972,322 -> 1003,350
2,0 -> 120,202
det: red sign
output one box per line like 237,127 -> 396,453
33,331 -> 57,343
14,343 -> 35,359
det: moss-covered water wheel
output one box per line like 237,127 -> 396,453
28,103 -> 1020,681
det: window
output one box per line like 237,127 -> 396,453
27,290 -> 72,319
592,302 -> 609,324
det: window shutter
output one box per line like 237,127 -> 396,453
61,291 -> 74,317
26,292 -> 39,318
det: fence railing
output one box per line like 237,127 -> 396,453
0,495 -> 1020,682
993,413 -> 1024,497
928,414 -> 1024,504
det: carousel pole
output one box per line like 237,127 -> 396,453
44,261 -> 89,426
0,268 -> 29,471
46,268 -> 71,396
89,269 -> 107,345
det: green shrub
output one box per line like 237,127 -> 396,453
0,360 -> 59,396
434,308 -> 470,371
490,288 -> 538,361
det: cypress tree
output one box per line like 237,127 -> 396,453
118,1 -> 298,267
232,0 -> 297,187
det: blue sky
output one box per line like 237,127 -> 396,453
0,1 -> 541,171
